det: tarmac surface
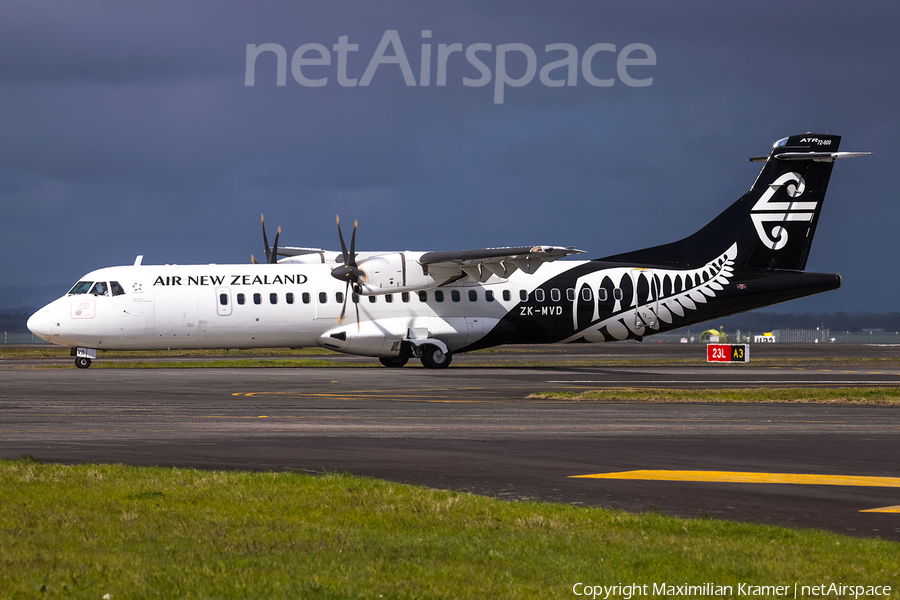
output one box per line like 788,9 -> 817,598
2,343 -> 899,540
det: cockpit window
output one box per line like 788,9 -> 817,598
68,281 -> 93,295
90,282 -> 109,296
110,281 -> 126,296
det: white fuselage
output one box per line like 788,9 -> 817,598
27,261 -> 572,355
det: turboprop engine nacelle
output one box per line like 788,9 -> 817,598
356,252 -> 436,295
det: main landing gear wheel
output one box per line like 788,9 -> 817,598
420,345 -> 452,369
74,357 -> 92,369
379,356 -> 409,368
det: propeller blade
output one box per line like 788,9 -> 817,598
251,255 -> 258,265
336,215 -> 349,264
354,291 -> 360,331
261,214 -> 271,264
348,220 -> 358,266
338,282 -> 350,324
331,216 -> 367,285
270,226 -> 281,264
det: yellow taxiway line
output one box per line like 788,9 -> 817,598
860,506 -> 900,513
570,470 -> 900,488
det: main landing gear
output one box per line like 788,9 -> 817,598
75,356 -> 92,369
420,344 -> 452,369
379,343 -> 452,369
379,356 -> 409,368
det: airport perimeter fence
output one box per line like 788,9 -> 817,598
2,332 -> 47,344
642,329 -> 900,345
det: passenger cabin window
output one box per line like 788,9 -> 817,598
598,289 -> 608,301
613,289 -> 622,301
550,288 -> 560,302
451,290 -> 460,302
468,290 -> 477,302
582,288 -> 592,301
68,281 -> 93,295
253,293 -> 262,305
270,293 -> 278,304
519,290 -> 527,301
219,293 -> 228,306
368,295 -> 377,303
401,292 -> 410,303
502,290 -> 510,302
384,294 -> 393,303
336,291 -> 344,303
486,290 -> 494,302
434,290 -> 444,302
418,291 -> 427,302
302,292 -> 311,304
534,289 -> 545,302
90,282 -> 109,296
286,293 -> 294,304
110,281 -> 126,296
237,293 -> 245,305
318,292 -> 327,304
566,288 -> 575,302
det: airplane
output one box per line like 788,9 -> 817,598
27,133 -> 868,369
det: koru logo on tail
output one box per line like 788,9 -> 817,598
750,172 -> 815,250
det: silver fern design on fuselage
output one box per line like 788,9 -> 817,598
562,243 -> 738,343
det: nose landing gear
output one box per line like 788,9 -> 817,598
71,347 -> 96,369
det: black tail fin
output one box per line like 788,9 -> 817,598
601,134 -> 865,271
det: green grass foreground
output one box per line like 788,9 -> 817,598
1,460 -> 898,599
531,387 -> 900,405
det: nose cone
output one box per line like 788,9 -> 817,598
27,308 -> 52,341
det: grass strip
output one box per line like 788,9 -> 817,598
0,347 -> 334,359
0,459 -> 897,599
530,387 -> 900,405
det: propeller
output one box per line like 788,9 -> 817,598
331,215 -> 367,326
251,214 -> 281,264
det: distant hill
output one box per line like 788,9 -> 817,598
695,311 -> 900,333
0,307 -> 34,333
0,285 -> 66,311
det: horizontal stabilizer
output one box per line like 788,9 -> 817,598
775,151 -> 870,162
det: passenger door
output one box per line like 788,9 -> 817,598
631,269 -> 659,334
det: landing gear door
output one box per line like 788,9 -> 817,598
631,269 -> 659,334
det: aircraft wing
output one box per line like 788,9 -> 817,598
419,246 -> 584,282
277,247 -> 325,257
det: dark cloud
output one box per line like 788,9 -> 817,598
1,0 -> 896,313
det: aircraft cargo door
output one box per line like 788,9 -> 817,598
154,288 -> 199,344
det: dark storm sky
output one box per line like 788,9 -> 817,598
2,1 -> 895,312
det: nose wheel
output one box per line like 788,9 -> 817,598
75,357 -> 92,369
